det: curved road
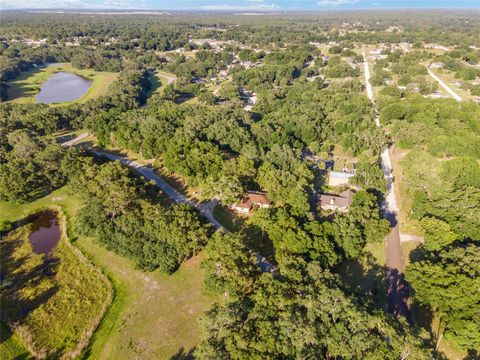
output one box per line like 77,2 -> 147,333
63,134 -> 275,272
92,150 -> 224,229
363,48 -> 411,321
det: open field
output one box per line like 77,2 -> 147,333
411,303 -> 467,360
427,69 -> 473,101
77,238 -> 215,359
6,63 -> 118,105
0,210 -> 111,359
147,69 -> 177,96
0,187 -> 83,224
401,240 -> 422,267
212,205 -> 240,232
146,70 -> 169,96
1,187 -> 217,359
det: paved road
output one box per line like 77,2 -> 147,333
62,133 -> 223,229
428,69 -> 462,102
363,49 -> 411,321
63,133 -> 275,272
92,150 -> 224,230
61,132 -> 90,147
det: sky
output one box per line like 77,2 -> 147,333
2,0 -> 480,11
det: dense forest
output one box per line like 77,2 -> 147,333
1,10 -> 479,359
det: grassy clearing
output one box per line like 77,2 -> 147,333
401,240 -> 422,267
7,63 -> 117,105
389,147 -> 422,236
0,211 -> 111,358
212,205 -> 242,232
146,71 -> 167,97
145,69 -> 179,99
212,205 -> 275,260
337,239 -> 388,312
0,187 -> 83,224
77,237 -> 216,359
428,69 -> 473,101
411,303 -> 467,360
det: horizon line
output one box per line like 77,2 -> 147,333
2,7 -> 480,12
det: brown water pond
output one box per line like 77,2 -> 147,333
29,210 -> 61,255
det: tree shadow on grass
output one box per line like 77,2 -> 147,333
463,349 -> 480,360
409,245 -> 425,263
0,321 -> 14,345
336,251 -> 388,313
170,346 -> 195,360
1,230 -> 60,325
1,322 -> 32,359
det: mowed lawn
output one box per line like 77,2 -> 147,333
1,187 -> 218,359
6,63 -> 118,105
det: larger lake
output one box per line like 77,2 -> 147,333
36,72 -> 93,104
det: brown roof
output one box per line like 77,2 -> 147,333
319,190 -> 355,208
235,192 -> 271,209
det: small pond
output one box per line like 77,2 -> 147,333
36,72 -> 93,104
29,211 -> 61,255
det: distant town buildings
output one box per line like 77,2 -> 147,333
369,54 -> 388,61
425,44 -> 450,52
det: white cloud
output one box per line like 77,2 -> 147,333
199,3 -> 280,11
1,0 -> 146,9
317,0 -> 359,6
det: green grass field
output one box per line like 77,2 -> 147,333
146,70 -> 177,97
1,187 -> 218,359
336,239 -> 388,312
0,211 -> 111,358
212,205 -> 241,232
6,63 -> 118,105
0,322 -> 32,360
77,238 -> 215,359
428,69 -> 473,101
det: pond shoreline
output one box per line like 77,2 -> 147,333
5,63 -> 117,105
36,71 -> 93,104
1,206 -> 114,359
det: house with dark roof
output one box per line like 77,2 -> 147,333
319,190 -> 355,212
231,192 -> 272,214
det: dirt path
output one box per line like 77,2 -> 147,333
156,71 -> 176,85
61,132 -> 89,147
428,69 -> 463,102
362,48 -> 411,321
